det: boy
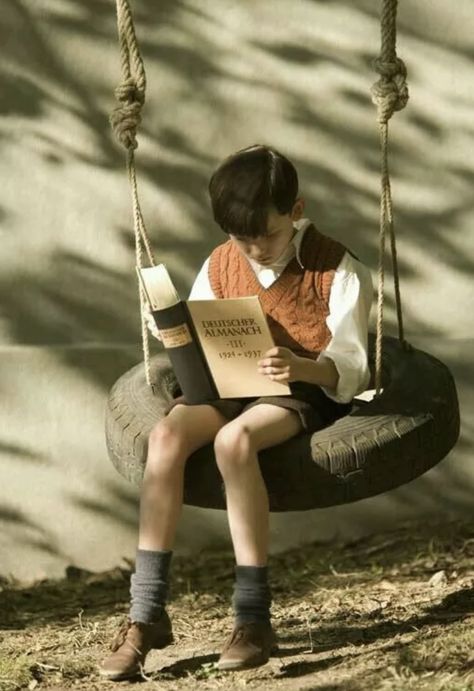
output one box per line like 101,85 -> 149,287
99,144 -> 373,680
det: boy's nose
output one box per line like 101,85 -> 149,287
248,244 -> 267,259
251,252 -> 268,262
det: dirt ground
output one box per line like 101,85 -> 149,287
1,516 -> 473,691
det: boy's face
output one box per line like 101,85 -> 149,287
229,197 -> 305,266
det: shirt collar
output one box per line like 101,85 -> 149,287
291,217 -> 311,268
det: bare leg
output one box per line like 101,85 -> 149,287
99,405 -> 233,680
214,404 -> 302,566
139,404 -> 228,551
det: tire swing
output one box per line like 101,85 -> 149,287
105,0 -> 460,511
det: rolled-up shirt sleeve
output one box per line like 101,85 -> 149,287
317,253 -> 373,403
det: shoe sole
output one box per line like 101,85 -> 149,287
98,667 -> 141,681
216,644 -> 279,671
98,633 -> 174,680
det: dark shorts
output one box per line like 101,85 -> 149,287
164,381 -> 352,434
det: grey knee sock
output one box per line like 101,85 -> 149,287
129,548 -> 172,624
232,564 -> 272,626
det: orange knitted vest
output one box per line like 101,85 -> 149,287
208,223 -> 346,360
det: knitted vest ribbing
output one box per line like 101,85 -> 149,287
208,223 -> 346,360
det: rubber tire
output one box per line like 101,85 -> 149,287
105,334 -> 460,511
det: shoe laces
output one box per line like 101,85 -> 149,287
110,617 -> 133,652
225,622 -> 260,648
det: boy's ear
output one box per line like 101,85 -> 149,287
291,197 -> 305,221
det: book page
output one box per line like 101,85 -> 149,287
186,297 -> 291,398
136,264 -> 180,310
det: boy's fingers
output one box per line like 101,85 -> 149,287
263,346 -> 280,357
143,313 -> 162,341
259,357 -> 287,367
259,367 -> 289,377
268,372 -> 289,382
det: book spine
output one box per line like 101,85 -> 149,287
151,301 -> 219,404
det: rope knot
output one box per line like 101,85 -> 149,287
109,77 -> 145,150
370,56 -> 409,123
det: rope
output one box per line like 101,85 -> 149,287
370,0 -> 409,395
110,0 -> 156,391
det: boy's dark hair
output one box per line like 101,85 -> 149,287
208,144 -> 299,237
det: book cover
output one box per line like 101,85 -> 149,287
136,264 -> 291,402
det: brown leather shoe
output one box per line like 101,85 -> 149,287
217,621 -> 278,671
99,611 -> 174,680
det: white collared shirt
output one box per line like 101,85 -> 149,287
188,218 -> 373,403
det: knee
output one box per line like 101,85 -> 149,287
214,424 -> 254,476
149,416 -> 183,448
146,418 -> 187,475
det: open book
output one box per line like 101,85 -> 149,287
136,264 -> 291,403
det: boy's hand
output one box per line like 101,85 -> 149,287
142,301 -> 162,341
257,346 -> 303,384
